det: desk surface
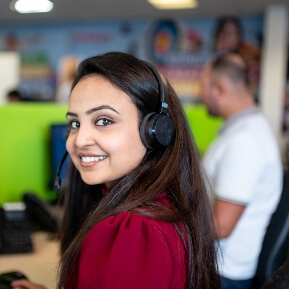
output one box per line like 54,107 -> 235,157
0,232 -> 60,289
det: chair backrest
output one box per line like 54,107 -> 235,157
260,259 -> 289,289
252,172 -> 289,288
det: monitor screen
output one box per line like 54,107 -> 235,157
50,124 -> 71,191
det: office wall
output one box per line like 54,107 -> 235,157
0,52 -> 20,104
0,17 -> 263,102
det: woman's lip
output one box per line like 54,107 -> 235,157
78,153 -> 104,157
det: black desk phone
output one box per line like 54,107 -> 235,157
0,203 -> 33,254
0,192 -> 60,255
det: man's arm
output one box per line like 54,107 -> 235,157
214,199 -> 246,239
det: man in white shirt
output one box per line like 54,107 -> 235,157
201,53 -> 283,289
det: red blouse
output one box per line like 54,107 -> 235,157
65,212 -> 187,289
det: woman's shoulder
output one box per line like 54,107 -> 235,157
87,211 -> 179,243
79,212 -> 186,289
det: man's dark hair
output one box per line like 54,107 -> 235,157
211,53 -> 250,88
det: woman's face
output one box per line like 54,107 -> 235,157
215,22 -> 241,52
66,75 -> 147,188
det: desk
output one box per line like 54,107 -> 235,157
0,232 -> 60,289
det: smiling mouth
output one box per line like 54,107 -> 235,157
81,156 -> 107,163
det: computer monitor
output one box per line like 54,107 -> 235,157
50,124 -> 71,191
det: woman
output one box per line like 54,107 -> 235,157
12,52 -> 220,289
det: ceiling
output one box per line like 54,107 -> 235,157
0,0 -> 289,25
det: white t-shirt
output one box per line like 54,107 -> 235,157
203,107 -> 283,280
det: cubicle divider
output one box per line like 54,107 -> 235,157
0,103 -> 68,205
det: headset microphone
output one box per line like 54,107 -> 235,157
54,151 -> 68,193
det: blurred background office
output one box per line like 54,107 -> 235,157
1,0 -> 289,288
2,0 -> 287,201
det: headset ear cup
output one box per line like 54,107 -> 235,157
140,112 -> 176,150
140,112 -> 156,150
154,115 -> 175,147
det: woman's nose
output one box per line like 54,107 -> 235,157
74,126 -> 95,148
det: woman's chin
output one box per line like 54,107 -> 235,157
80,175 -> 101,186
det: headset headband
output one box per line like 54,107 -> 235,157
142,61 -> 169,115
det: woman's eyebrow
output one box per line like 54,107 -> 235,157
66,112 -> 77,118
66,105 -> 119,118
86,105 -> 119,115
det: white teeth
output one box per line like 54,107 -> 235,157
81,156 -> 106,162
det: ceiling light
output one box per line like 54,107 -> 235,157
10,0 -> 53,13
147,0 -> 197,9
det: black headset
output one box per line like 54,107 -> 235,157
54,61 -> 176,192
139,61 -> 176,150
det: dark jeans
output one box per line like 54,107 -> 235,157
220,276 -> 254,289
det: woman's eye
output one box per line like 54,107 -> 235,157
95,118 -> 113,126
70,121 -> 80,129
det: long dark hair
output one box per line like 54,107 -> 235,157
58,51 -> 220,289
